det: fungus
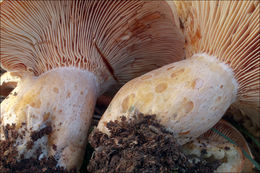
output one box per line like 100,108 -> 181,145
183,119 -> 254,172
98,1 -> 259,145
0,1 -> 184,170
175,1 -> 260,136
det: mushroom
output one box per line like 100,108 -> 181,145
175,0 -> 260,138
183,119 -> 254,172
97,0 -> 259,144
0,0 -> 184,170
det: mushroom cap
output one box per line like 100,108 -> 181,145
0,0 -> 184,91
175,1 -> 260,133
183,119 -> 254,172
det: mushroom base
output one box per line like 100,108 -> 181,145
88,114 -> 221,173
0,67 -> 99,170
0,124 -> 76,172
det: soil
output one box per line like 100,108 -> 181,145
0,123 -> 76,173
30,125 -> 52,141
87,114 -> 221,173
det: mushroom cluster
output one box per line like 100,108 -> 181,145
0,0 -> 184,170
0,0 -> 259,172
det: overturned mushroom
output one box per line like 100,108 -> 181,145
0,1 -> 184,170
183,119 -> 254,172
98,1 -> 259,144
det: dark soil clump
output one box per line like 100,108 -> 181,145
88,114 -> 221,173
0,123 -> 75,173
30,125 -> 52,141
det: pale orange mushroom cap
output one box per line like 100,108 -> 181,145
0,0 -> 185,170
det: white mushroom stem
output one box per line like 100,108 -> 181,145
98,53 -> 238,144
0,67 -> 98,169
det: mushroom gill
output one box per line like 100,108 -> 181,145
0,0 -> 184,170
97,0 -> 259,145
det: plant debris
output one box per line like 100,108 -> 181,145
0,123 -> 75,173
88,114 -> 221,173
